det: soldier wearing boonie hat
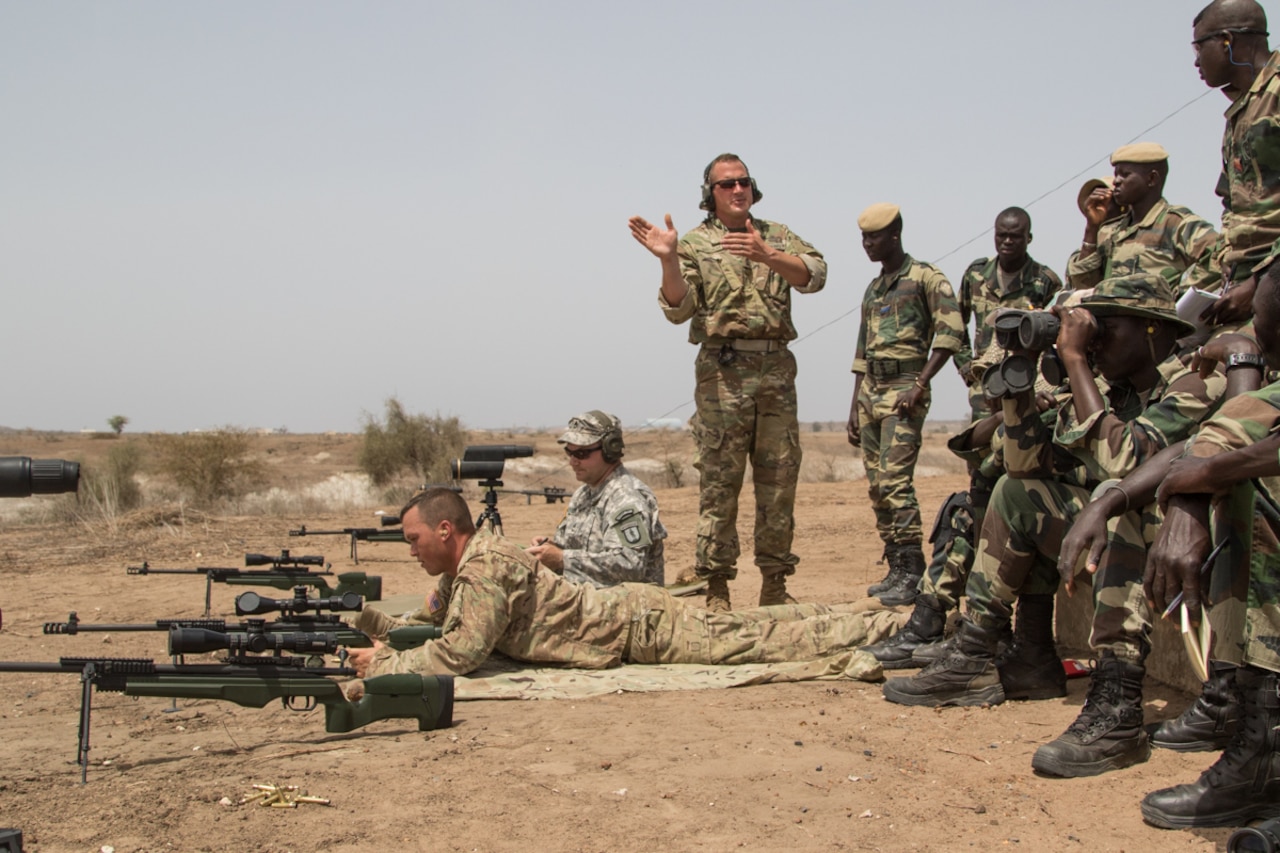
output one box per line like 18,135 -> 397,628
1067,142 -> 1220,299
525,410 -> 667,589
849,202 -> 965,607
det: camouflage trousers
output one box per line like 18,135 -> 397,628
622,585 -> 907,664
856,376 -> 928,546
691,346 -> 802,580
965,475 -> 1157,662
918,480 -> 992,612
1211,484 -> 1280,673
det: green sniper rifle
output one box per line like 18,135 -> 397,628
128,550 -> 382,616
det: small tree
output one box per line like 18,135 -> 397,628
107,415 -> 129,435
150,427 -> 265,506
359,398 -> 465,487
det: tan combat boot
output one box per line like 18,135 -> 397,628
705,576 -> 731,613
758,573 -> 797,607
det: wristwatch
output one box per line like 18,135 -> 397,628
1225,352 -> 1266,370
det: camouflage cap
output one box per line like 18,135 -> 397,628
1079,273 -> 1195,334
1077,176 -> 1114,215
558,410 -> 621,446
1110,142 -> 1169,165
858,203 -> 901,233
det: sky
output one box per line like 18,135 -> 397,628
1,1 -> 1242,434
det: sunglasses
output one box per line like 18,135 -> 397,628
712,177 -> 753,190
564,445 -> 601,460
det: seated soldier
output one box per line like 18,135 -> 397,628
526,410 -> 666,588
882,275 -> 1227,780
347,489 -> 905,681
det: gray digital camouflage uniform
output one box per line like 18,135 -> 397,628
552,464 -> 666,588
854,254 -> 965,546
362,530 -> 898,677
661,215 -> 826,580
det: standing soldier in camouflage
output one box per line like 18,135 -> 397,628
526,411 -> 666,589
1194,0 -> 1280,328
954,207 -> 1062,420
1141,260 -> 1280,830
628,154 -> 826,612
883,275 -> 1226,782
848,204 -> 965,606
1067,142 -> 1220,296
348,488 -> 906,681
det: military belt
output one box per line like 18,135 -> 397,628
704,339 -> 788,354
867,357 -> 927,378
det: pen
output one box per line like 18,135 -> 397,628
1162,538 -> 1228,619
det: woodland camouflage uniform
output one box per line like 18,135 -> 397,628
853,254 -> 965,547
661,216 -> 826,582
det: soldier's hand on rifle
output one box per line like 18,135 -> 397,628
346,642 -> 384,680
629,214 -> 678,259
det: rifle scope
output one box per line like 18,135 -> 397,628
245,550 -> 325,567
169,627 -> 341,656
0,457 -> 80,498
236,589 -> 363,617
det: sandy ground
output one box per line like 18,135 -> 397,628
0,436 -> 1239,852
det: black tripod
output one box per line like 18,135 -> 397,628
474,478 -> 504,536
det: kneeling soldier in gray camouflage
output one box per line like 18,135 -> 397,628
348,489 -> 901,681
526,410 -> 666,588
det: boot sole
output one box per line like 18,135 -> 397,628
1140,798 -> 1280,829
1149,736 -> 1231,753
1031,739 -> 1151,778
1003,684 -> 1068,701
876,593 -> 918,607
882,681 -> 1005,707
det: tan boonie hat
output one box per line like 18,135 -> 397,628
1110,142 -> 1169,164
558,410 -> 620,446
858,203 -> 901,232
1079,273 -> 1195,334
1077,177 -> 1114,215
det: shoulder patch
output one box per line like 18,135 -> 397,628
939,281 -> 955,298
610,508 -> 652,549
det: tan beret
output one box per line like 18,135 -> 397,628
1076,177 -> 1114,215
1110,142 -> 1169,165
858,203 -> 901,233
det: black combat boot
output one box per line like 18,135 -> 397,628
1031,652 -> 1149,777
866,545 -> 904,597
1149,661 -> 1240,752
861,594 -> 946,669
914,618 -> 1011,667
998,594 -> 1066,701
1141,665 -> 1280,829
876,543 -> 925,607
882,619 -> 1005,707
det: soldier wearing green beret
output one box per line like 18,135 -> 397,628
848,204 -> 965,606
629,154 -> 826,612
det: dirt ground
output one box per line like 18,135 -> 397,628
0,431 -> 1238,852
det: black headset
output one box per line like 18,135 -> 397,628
585,410 -> 625,463
699,154 -> 763,212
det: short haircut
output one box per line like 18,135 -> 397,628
703,152 -> 748,182
401,487 -> 476,535
995,207 -> 1031,230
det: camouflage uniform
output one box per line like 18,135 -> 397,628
966,347 -> 1226,661
955,256 -> 1062,421
1065,198 -> 1221,296
552,464 -> 667,588
1185,384 -> 1280,674
661,215 -> 826,580
364,530 -> 894,677
853,254 -> 965,546
1214,50 -> 1280,279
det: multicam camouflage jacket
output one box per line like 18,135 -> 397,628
1216,51 -> 1280,277
553,464 -> 666,588
853,254 -> 965,373
661,216 -> 826,343
954,256 -> 1062,381
1066,199 -> 1221,296
1001,348 -> 1227,490
366,530 -> 641,676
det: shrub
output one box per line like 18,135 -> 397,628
358,398 -> 465,488
106,415 -> 129,435
149,427 -> 265,506
83,441 -> 145,512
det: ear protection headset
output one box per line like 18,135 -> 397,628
699,155 -> 763,212
585,410 -> 625,463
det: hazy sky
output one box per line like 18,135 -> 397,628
2,1 -> 1239,434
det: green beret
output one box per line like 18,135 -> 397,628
1079,273 -> 1194,334
858,203 -> 901,233
1110,142 -> 1169,165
